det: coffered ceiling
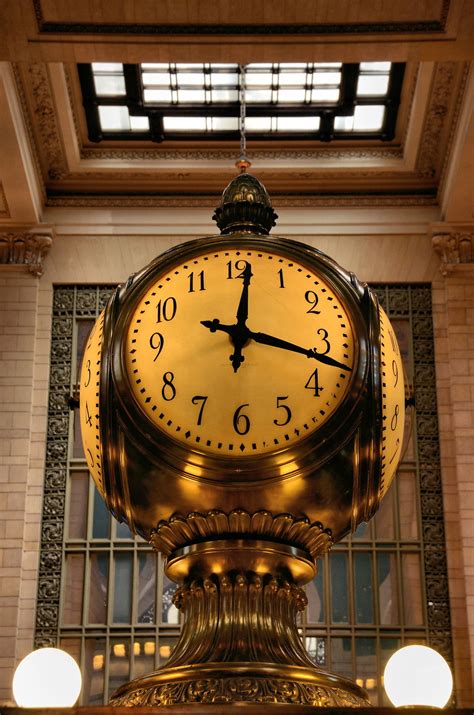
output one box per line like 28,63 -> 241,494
0,0 -> 472,222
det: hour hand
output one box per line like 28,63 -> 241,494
249,330 -> 351,371
200,319 -> 248,373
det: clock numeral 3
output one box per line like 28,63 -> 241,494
314,328 -> 331,355
188,270 -> 205,293
191,395 -> 208,425
156,297 -> 177,323
305,290 -> 321,315
149,332 -> 164,361
305,368 -> 323,397
233,403 -> 250,435
273,395 -> 292,426
83,359 -> 91,387
162,372 -> 176,401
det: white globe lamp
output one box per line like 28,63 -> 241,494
12,647 -> 82,707
384,645 -> 453,708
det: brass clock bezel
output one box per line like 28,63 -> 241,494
109,234 -> 370,484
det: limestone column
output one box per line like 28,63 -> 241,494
431,223 -> 474,705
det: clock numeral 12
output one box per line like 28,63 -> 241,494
188,270 -> 205,293
305,368 -> 323,397
226,260 -> 249,280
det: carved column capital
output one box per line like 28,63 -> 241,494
0,225 -> 54,276
430,222 -> 474,276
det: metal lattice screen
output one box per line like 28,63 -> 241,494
35,283 -> 452,706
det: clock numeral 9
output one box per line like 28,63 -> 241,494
273,396 -> 292,426
392,359 -> 399,387
156,297 -> 177,323
305,290 -> 321,315
149,332 -> 164,361
227,260 -> 249,280
233,403 -> 250,435
162,372 -> 176,401
305,368 -> 323,397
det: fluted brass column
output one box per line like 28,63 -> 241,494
110,510 -> 369,707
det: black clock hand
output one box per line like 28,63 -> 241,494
201,321 -> 351,372
248,329 -> 351,371
200,319 -> 250,372
235,261 -> 253,326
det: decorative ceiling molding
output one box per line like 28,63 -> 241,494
32,0 -> 451,36
0,225 -> 54,276
0,184 -> 9,217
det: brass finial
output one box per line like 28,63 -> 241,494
212,173 -> 278,235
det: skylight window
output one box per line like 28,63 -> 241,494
79,62 -> 404,143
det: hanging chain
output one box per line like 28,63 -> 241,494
236,64 -> 251,173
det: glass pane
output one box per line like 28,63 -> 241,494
63,554 -> 85,624
138,552 -> 156,623
334,115 -> 354,131
210,117 -> 239,131
92,487 -> 110,539
133,637 -> 156,679
374,484 -> 395,540
398,472 -> 419,539
246,71 -> 273,86
113,552 -> 133,622
94,74 -> 126,96
162,573 -> 179,624
377,552 -> 399,624
352,520 -> 370,541
72,408 -> 84,458
245,88 -> 272,102
211,88 -> 239,102
142,72 -> 171,85
355,638 -> 377,705
277,88 -> 306,103
357,74 -> 390,97
144,88 -> 172,103
210,72 -> 238,86
130,116 -> 149,131
92,62 -> 123,72
116,520 -> 133,539
311,88 -> 340,102
245,117 -> 272,132
163,116 -> 206,131
353,105 -> 385,131
83,638 -> 106,705
306,636 -> 326,666
360,61 -> 391,71
276,116 -> 320,132
176,71 -> 205,85
306,566 -> 324,623
68,471 -> 88,539
98,105 -> 130,131
88,552 -> 108,623
177,89 -> 205,103
158,636 -> 178,667
331,637 -> 352,679
330,552 -> 349,623
76,319 -> 94,378
109,638 -> 130,698
279,71 -> 307,85
354,552 -> 374,624
312,71 -> 341,85
380,637 -> 400,705
402,553 -> 424,625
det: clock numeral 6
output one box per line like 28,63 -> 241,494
274,396 -> 292,426
162,372 -> 176,401
233,403 -> 250,435
156,297 -> 177,323
149,332 -> 164,361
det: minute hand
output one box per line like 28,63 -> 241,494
248,330 -> 351,371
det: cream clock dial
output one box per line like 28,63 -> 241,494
379,307 -> 405,496
80,311 -> 105,496
124,247 -> 356,457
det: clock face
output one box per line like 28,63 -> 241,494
124,247 -> 356,457
80,310 -> 105,495
379,307 -> 405,496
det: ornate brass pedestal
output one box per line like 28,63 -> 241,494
110,511 -> 369,708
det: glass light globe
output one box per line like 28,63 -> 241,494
12,647 -> 82,707
384,645 -> 453,708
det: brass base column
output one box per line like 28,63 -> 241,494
110,524 -> 369,708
